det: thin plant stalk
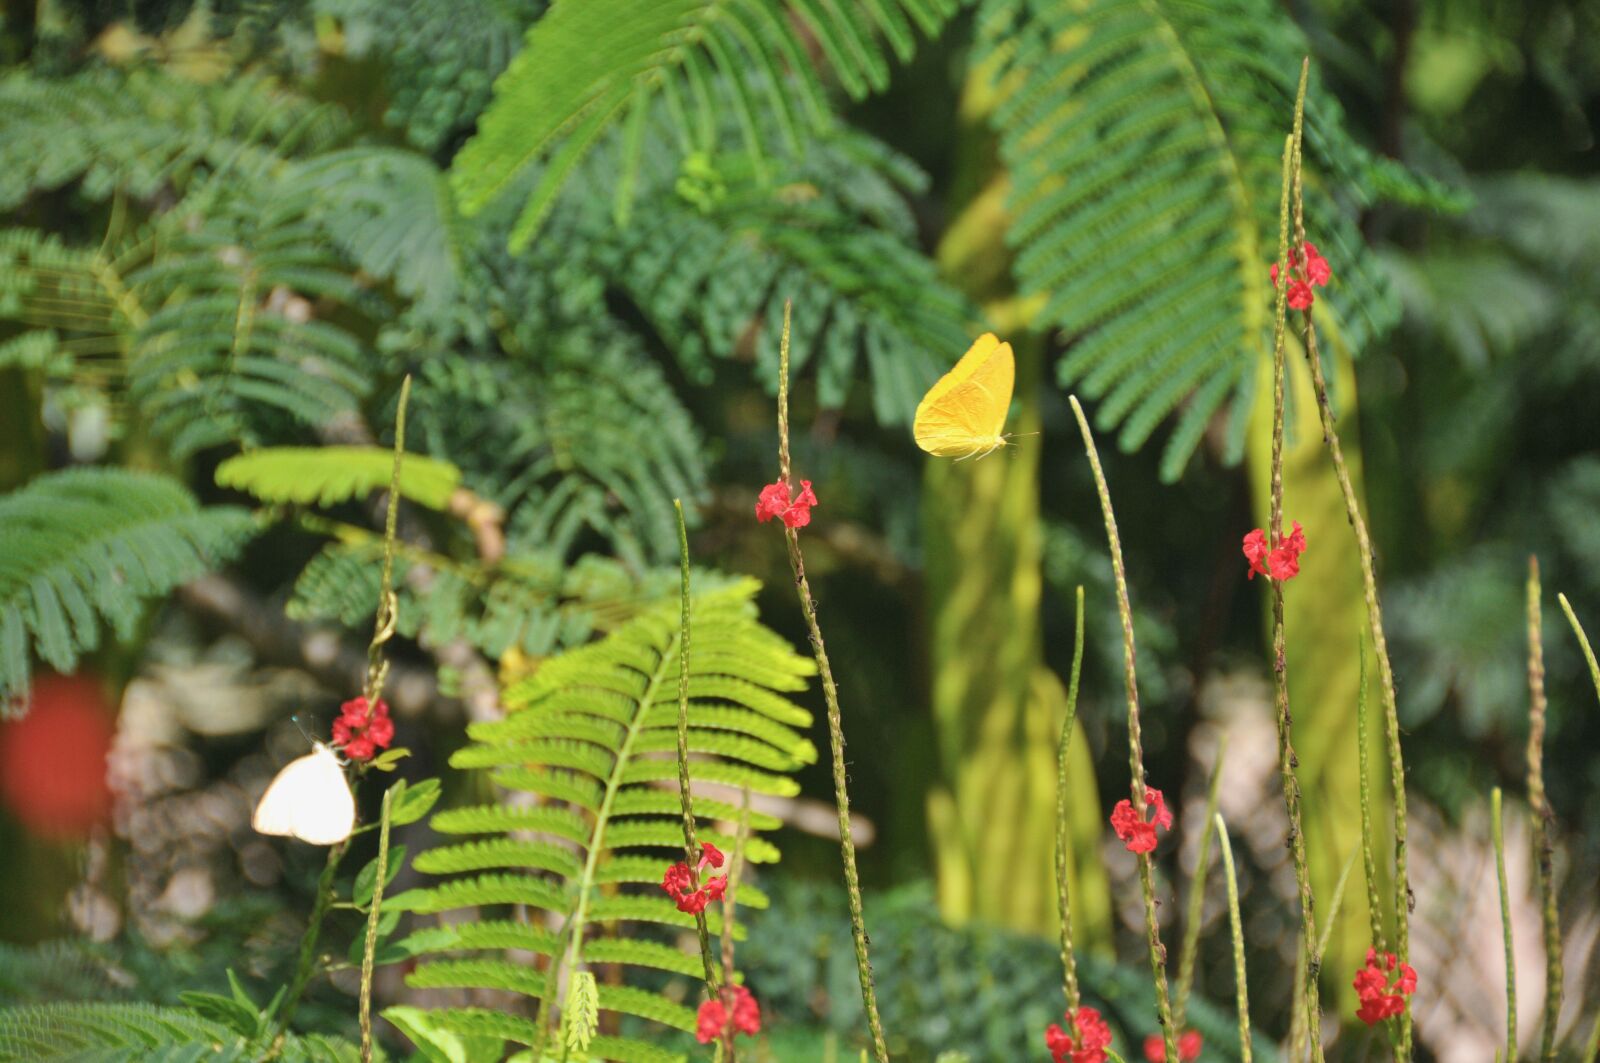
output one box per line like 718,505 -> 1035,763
1315,850 -> 1358,963
1270,127 -> 1324,1059
773,301 -> 890,1062
1215,815 -> 1252,1063
1358,639 -> 1385,950
1559,593 -> 1600,700
1285,63 -> 1412,1054
1582,1011 -> 1599,1063
715,790 -> 752,1061
1055,585 -> 1087,1024
1174,735 -> 1229,1031
272,841 -> 348,1042
673,499 -> 719,987
359,785 -> 395,1063
1492,787 -> 1517,1061
1067,395 -> 1177,1061
1288,931 -> 1308,1063
1526,558 -> 1561,1062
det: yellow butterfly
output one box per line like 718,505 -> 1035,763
913,333 -> 1015,459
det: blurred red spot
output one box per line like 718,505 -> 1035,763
0,674 -> 114,839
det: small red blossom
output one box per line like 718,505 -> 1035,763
660,851 -> 730,914
755,479 -> 818,529
1110,786 -> 1174,854
662,862 -> 694,898
703,875 -> 729,903
1243,521 -> 1306,582
1144,1030 -> 1203,1062
696,985 -> 761,1044
1045,1007 -> 1113,1063
1353,947 -> 1418,1026
699,842 -> 725,870
331,696 -> 394,762
1268,242 -> 1333,310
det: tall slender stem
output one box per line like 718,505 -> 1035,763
1559,593 -> 1600,701
359,785 -> 394,1062
673,499 -> 719,987
1174,735 -> 1228,1031
1272,124 -> 1323,1059
1492,787 -> 1517,1061
1055,586 -> 1087,1020
1526,558 -> 1561,1062
773,302 -> 890,1062
1215,815 -> 1252,1063
273,840 -> 348,1043
1287,64 -> 1412,1056
1358,639 -> 1385,950
1068,395 -> 1176,1062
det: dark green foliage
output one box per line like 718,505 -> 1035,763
0,469 -> 256,706
0,1002 -> 362,1062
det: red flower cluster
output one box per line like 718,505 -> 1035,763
331,696 -> 394,762
1045,1007 -> 1113,1063
1268,241 -> 1332,310
1110,787 -> 1173,854
695,984 -> 761,1044
755,479 -> 818,528
661,842 -> 729,914
1353,947 -> 1418,1025
1143,1030 -> 1203,1062
1243,521 -> 1306,582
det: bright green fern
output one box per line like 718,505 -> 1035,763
383,580 -> 816,1061
0,469 -> 256,708
216,446 -> 463,511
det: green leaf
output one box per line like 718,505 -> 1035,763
216,447 -> 462,510
353,845 -> 407,910
175,991 -> 258,1039
387,778 -> 442,826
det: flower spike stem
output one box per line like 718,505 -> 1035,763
1526,558 -> 1562,1062
359,784 -> 394,1063
1285,61 -> 1412,1056
1357,640 -> 1385,950
1491,787 -> 1517,1061
1215,815 -> 1253,1063
1272,125 -> 1324,1059
1055,585 -> 1088,1022
1068,395 -> 1177,1062
673,499 -> 719,987
773,301 -> 890,1062
1560,593 -> 1600,703
1174,735 -> 1228,1031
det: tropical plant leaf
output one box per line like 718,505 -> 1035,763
215,446 -> 462,510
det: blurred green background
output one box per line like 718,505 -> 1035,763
1,0 -> 1598,1059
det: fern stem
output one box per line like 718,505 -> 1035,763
1055,585 -> 1087,1018
1270,126 -> 1324,1061
359,784 -> 394,1063
272,839 -> 348,1045
1559,593 -> 1600,700
1287,64 -> 1412,1056
716,790 -> 753,1059
1215,815 -> 1252,1063
1174,733 -> 1228,1030
1492,787 -> 1517,1061
1067,394 -> 1177,1062
673,499 -> 720,988
1526,558 -> 1562,1062
774,301 -> 891,1063
1358,639 -> 1385,951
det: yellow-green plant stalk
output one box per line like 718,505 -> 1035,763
1560,593 -> 1600,700
359,785 -> 394,1063
1492,787 -> 1517,1061
1526,558 -> 1561,1062
1270,128 -> 1324,1059
773,302 -> 890,1062
1055,585 -> 1087,1023
714,791 -> 753,1061
1357,641 -> 1385,950
1174,735 -> 1228,1031
1582,1011 -> 1599,1063
1285,62 -> 1412,1054
1067,395 -> 1177,1062
673,499 -> 719,987
1215,815 -> 1252,1063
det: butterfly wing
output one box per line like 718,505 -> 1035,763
913,334 -> 1016,457
252,745 -> 355,846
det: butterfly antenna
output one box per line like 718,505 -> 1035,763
290,713 -> 318,747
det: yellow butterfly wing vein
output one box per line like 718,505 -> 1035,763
914,334 -> 1015,457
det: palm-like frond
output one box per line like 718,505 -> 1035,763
215,446 -> 463,511
0,470 -> 256,707
978,0 -> 1429,478
386,581 -> 815,1061
451,0 -> 960,248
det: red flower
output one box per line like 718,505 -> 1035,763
661,853 -> 729,913
755,479 -> 818,529
1045,1007 -> 1113,1063
1242,521 -> 1306,582
703,875 -> 729,903
699,842 -> 725,870
1111,787 -> 1173,854
1353,947 -> 1418,1026
1268,241 -> 1333,310
331,696 -> 394,763
1144,1030 -> 1203,1062
1287,278 -> 1315,310
696,986 -> 761,1044
662,862 -> 693,897
0,674 -> 114,839
1303,242 -> 1332,286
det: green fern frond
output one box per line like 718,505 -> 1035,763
979,0 -> 1414,478
0,1002 -> 359,1061
215,446 -> 462,510
452,0 -> 959,248
0,470 -> 256,707
394,582 -> 803,1054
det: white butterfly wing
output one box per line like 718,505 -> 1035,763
252,745 -> 355,845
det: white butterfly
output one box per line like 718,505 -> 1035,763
252,743 -> 355,845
